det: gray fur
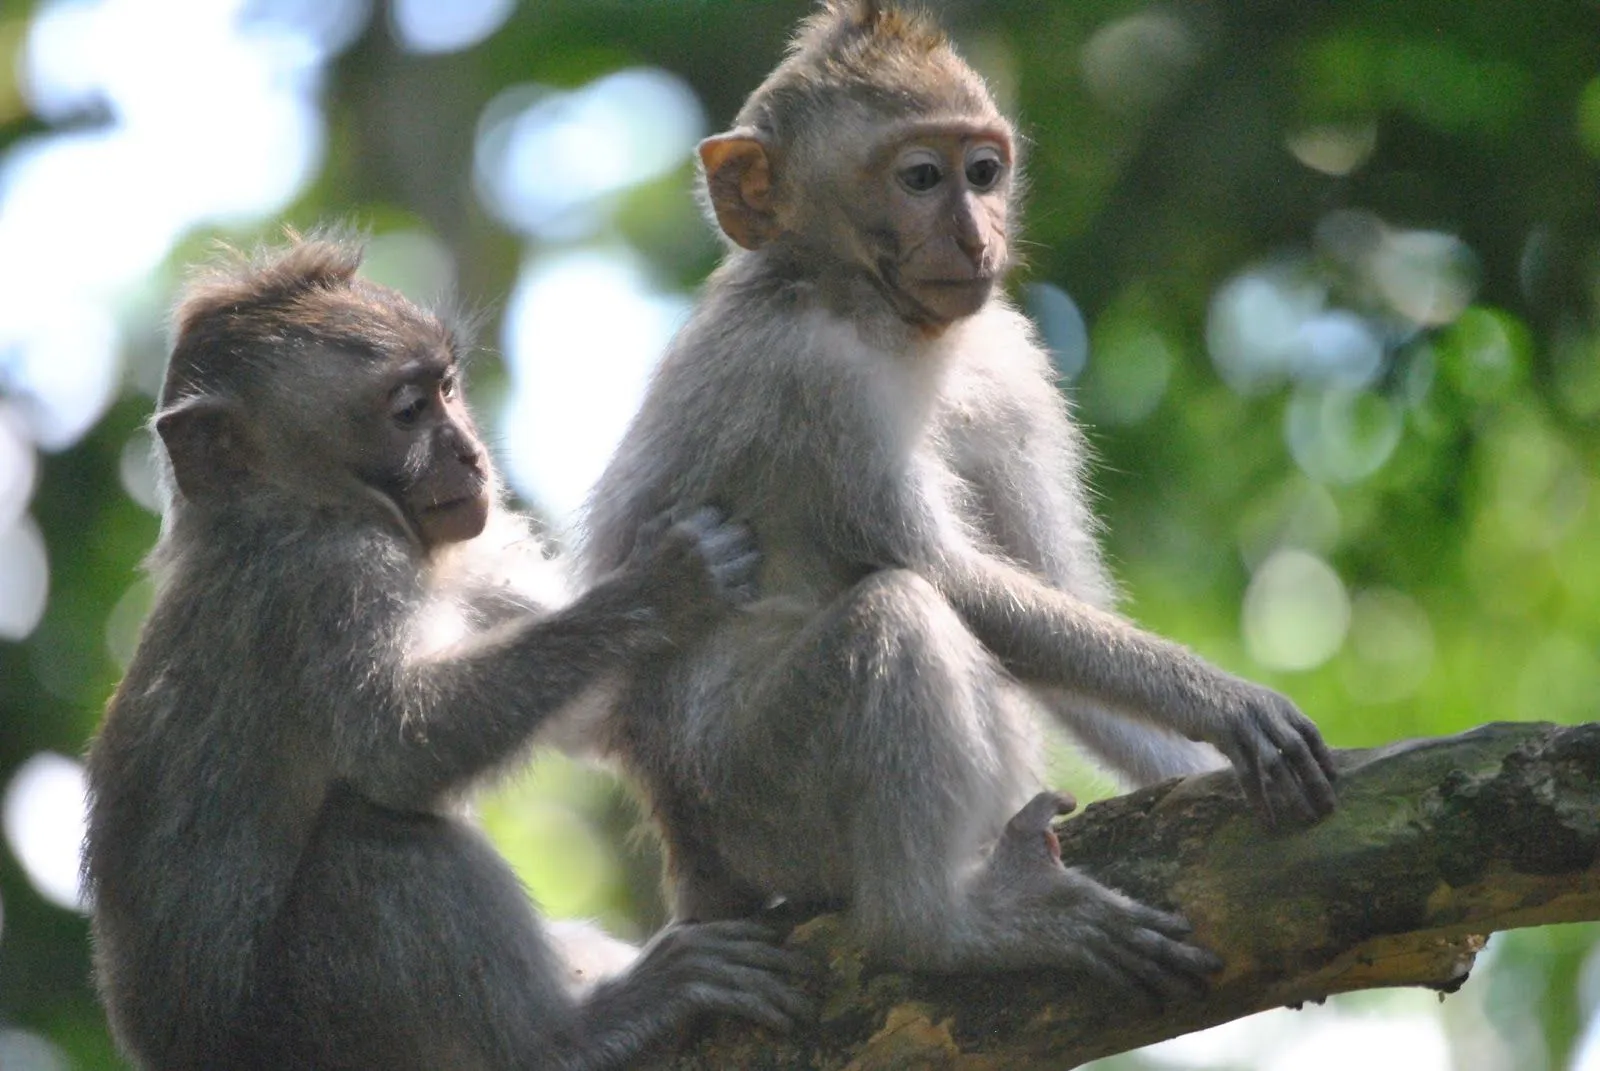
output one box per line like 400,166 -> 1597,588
583,233 -> 1335,990
83,238 -> 806,1070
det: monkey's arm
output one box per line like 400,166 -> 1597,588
953,554 -> 1333,822
833,464 -> 1335,824
336,514 -> 751,810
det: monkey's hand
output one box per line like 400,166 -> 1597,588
620,919 -> 815,1032
1198,677 -> 1338,828
627,506 -> 761,640
977,791 -> 1221,1003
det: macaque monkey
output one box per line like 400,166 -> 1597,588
582,0 -> 1337,997
83,234 -> 807,1071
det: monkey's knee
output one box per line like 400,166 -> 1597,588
827,570 -> 1002,749
839,569 -> 970,649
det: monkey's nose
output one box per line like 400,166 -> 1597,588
446,428 -> 485,470
955,233 -> 987,267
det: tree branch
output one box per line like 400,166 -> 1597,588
664,721 -> 1600,1069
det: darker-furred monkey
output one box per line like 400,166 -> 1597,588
84,234 -> 806,1070
584,1 -> 1337,997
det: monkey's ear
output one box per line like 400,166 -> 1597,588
154,396 -> 256,502
700,130 -> 779,250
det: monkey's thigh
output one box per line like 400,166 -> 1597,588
711,568 -> 1041,903
258,789 -> 569,1071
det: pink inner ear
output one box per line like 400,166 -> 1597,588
738,152 -> 771,211
701,136 -> 778,250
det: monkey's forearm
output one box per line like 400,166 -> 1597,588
932,553 -> 1228,733
342,575 -> 672,806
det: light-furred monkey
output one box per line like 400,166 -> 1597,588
582,1 -> 1337,997
83,234 -> 809,1071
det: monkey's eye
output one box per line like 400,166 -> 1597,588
966,149 -> 1004,191
896,152 -> 944,194
391,385 -> 429,428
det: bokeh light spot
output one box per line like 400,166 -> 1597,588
1242,549 -> 1350,672
1553,328 -> 1600,419
1480,408 -> 1588,551
0,406 -> 38,532
1342,588 -> 1435,704
1080,12 -> 1197,116
389,0 -> 511,54
499,246 -> 688,525
0,1029 -> 70,1071
1287,122 -> 1377,176
1023,282 -> 1088,380
1286,387 -> 1402,485
1293,311 -> 1384,388
1371,229 -> 1478,327
1514,633 -> 1599,724
0,294 -> 121,451
1208,262 -> 1364,395
360,229 -> 458,308
475,68 -> 706,241
1438,306 -> 1529,401
1235,478 -> 1342,570
2,752 -> 87,912
117,427 -> 162,514
1579,77 -> 1600,161
0,515 -> 49,641
1086,312 -> 1174,425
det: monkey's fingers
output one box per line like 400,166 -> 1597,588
1228,733 -> 1278,829
1256,711 -> 1337,826
681,918 -> 783,945
1275,711 -> 1339,816
710,550 -> 762,605
678,920 -> 818,978
687,924 -> 817,979
673,504 -> 729,539
1110,931 -> 1217,1004
1072,918 -> 1219,1007
683,969 -> 815,1031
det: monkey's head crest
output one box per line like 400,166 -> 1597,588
162,229 -> 453,410
794,0 -> 947,69
733,0 -> 995,141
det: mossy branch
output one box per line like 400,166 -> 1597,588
663,721 -> 1600,1069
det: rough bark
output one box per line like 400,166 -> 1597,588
662,721 -> 1600,1069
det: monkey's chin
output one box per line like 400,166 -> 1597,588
418,494 -> 491,547
904,278 -> 994,327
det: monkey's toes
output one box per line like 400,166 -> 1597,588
1008,789 -> 1077,834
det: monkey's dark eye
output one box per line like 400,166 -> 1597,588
897,161 -> 943,193
966,155 -> 1002,191
392,386 -> 429,428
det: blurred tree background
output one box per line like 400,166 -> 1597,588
0,0 -> 1596,1067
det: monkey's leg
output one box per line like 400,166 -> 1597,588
719,570 -> 1217,994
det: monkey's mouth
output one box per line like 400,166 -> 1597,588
417,491 -> 491,546
905,276 -> 995,325
424,493 -> 485,514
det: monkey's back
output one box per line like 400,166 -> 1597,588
83,514 -> 410,1064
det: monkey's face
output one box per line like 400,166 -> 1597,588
364,356 -> 492,549
698,116 -> 1014,331
862,122 -> 1012,327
